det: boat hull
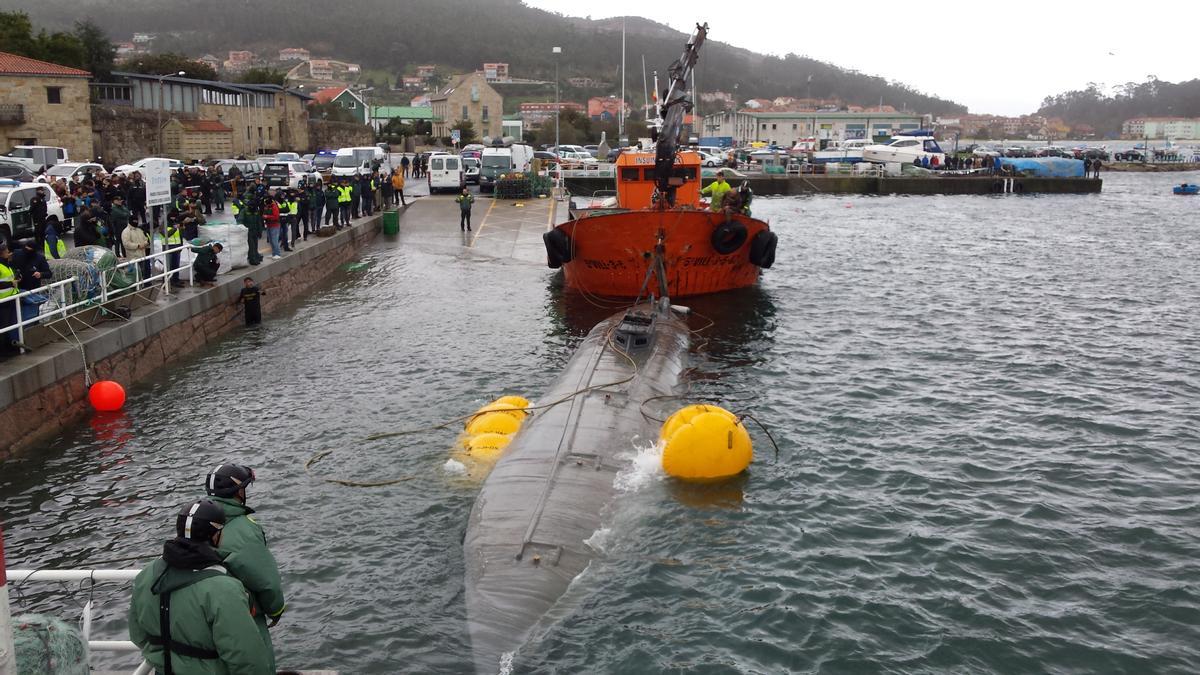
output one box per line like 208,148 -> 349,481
554,209 -> 770,298
463,306 -> 690,672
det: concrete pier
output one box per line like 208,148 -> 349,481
0,211 -> 387,455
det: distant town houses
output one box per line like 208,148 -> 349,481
417,65 -> 437,79
1121,116 -> 1200,139
567,76 -> 607,89
223,50 -> 255,73
587,96 -> 629,122
481,63 -> 509,83
279,48 -> 311,62
519,101 -> 584,128
401,77 -> 424,89
430,72 -> 503,140
311,86 -> 367,124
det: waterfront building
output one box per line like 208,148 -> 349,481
430,72 -> 503,140
311,86 -> 367,125
1122,117 -> 1200,140
0,51 -> 93,160
502,114 -> 523,141
701,109 -> 929,146
519,101 -> 584,128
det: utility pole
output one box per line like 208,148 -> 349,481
553,46 -> 562,152
619,18 -> 625,143
157,70 -> 185,156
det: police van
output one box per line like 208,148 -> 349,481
0,180 -> 65,245
332,146 -> 390,178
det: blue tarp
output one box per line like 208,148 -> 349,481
999,157 -> 1085,178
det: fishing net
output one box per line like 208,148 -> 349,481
47,258 -> 103,307
62,245 -> 137,292
12,613 -> 89,675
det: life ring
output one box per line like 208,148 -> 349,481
711,220 -> 748,255
1013,181 -> 1025,194
543,228 -> 572,268
749,230 -> 778,268
990,180 -> 1004,193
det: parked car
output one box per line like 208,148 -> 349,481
533,151 -> 559,163
557,150 -> 598,165
42,162 -> 106,182
263,161 -> 321,189
274,152 -> 301,162
0,160 -> 37,183
113,157 -> 185,176
312,152 -> 336,176
696,151 -> 722,167
215,159 -> 263,182
0,180 -> 65,245
462,157 -> 481,185
583,145 -> 600,157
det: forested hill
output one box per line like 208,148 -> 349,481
11,0 -> 966,115
1038,78 -> 1200,136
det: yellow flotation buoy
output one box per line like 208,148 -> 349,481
661,404 -> 752,481
465,411 -> 522,436
450,395 -> 532,481
466,432 -> 512,461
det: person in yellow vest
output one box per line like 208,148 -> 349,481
700,170 -> 731,212
161,216 -> 184,287
336,180 -> 353,228
43,218 -> 66,260
0,244 -> 21,354
279,192 -> 296,252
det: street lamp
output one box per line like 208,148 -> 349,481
553,47 -> 562,153
157,70 -> 185,156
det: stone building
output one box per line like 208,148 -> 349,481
0,51 -> 94,160
162,118 -> 234,160
430,72 -> 503,140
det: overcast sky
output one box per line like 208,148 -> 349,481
523,0 -> 1199,116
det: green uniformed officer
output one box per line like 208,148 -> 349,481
242,196 -> 264,266
128,499 -> 272,675
205,464 -> 286,673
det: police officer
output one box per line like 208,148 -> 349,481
127,499 -> 272,675
205,464 -> 287,672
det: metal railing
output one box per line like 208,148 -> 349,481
0,104 -> 24,125
3,244 -> 193,352
6,569 -> 151,675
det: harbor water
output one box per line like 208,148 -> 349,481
3,171 -> 1199,673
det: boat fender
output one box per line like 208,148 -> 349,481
990,180 -> 1004,194
543,228 -> 573,268
1013,181 -> 1025,194
749,230 -> 778,269
710,220 -> 748,255
660,404 -> 753,481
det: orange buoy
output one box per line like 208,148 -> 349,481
88,381 -> 126,411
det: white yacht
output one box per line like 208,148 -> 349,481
863,131 -> 947,166
811,138 -> 872,164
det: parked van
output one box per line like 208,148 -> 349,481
332,146 -> 389,178
479,143 -> 534,192
5,146 -> 68,172
427,153 -> 464,193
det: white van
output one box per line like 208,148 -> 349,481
332,146 -> 389,178
5,146 -> 69,172
427,153 -> 464,193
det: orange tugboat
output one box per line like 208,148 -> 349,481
543,24 -> 778,299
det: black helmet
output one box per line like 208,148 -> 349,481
176,499 -> 226,541
205,464 -> 255,498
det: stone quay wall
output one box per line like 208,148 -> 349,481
309,119 -> 375,151
0,216 -> 380,456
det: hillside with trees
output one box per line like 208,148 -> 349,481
1038,77 -> 1200,137
9,0 -> 966,116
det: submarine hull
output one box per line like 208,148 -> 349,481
463,305 -> 690,672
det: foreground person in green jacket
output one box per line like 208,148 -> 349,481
205,464 -> 287,672
128,499 -> 271,674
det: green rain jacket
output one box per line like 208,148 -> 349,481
700,179 -> 731,212
128,538 -> 271,675
211,496 -> 286,671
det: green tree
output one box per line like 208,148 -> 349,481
0,12 -> 41,59
121,53 -> 217,80
451,118 -> 478,145
73,19 -> 115,80
309,102 -> 355,123
237,68 -> 285,85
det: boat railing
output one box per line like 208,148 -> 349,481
5,568 -> 152,675
0,243 -> 192,355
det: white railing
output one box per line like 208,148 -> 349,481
1,244 -> 193,352
6,569 -> 151,675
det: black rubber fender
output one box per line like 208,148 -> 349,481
1013,181 -> 1025,194
711,220 -> 748,255
749,230 -> 778,268
990,180 -> 1004,193
543,228 -> 572,268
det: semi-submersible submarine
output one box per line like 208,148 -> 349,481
463,23 -> 727,673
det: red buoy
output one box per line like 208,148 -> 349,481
89,381 -> 126,411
